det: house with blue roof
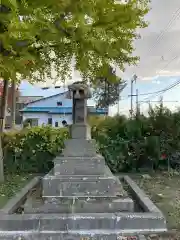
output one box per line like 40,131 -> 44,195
21,92 -> 108,127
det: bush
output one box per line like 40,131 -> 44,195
92,105 -> 180,173
3,126 -> 69,174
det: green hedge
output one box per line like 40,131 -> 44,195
3,126 -> 69,174
3,104 -> 180,175
92,105 -> 180,173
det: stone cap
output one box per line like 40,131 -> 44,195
66,81 -> 92,99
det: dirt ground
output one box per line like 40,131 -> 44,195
132,171 -> 180,239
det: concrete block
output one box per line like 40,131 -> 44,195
70,123 -> 91,139
0,232 -> 147,240
24,197 -> 134,214
53,164 -> 106,176
54,155 -> 105,165
0,215 -> 39,231
62,139 -> 97,157
0,212 -> 166,234
115,212 -> 167,232
124,176 -> 164,214
42,178 -> 125,197
43,173 -> 117,182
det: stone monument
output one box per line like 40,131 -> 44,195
0,81 -> 167,239
41,81 -> 134,212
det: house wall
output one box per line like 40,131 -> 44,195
27,93 -> 72,108
23,112 -> 72,127
51,114 -> 72,127
22,112 -> 49,126
21,92 -> 107,128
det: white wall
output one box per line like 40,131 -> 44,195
22,112 -> 73,127
52,114 -> 72,127
27,93 -> 72,108
23,112 -> 48,126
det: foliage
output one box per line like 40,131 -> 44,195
0,174 -> 33,208
87,115 -> 106,127
92,104 -> 180,173
0,0 -> 149,81
93,67 -> 121,108
2,126 -> 69,173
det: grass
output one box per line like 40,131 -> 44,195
132,171 -> 180,239
0,174 -> 33,208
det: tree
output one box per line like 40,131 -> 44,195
93,67 -> 127,108
0,0 -> 149,181
0,80 -> 19,106
0,79 -> 8,182
0,0 -> 149,82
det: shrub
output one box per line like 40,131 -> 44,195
92,105 -> 180,173
3,126 -> 69,174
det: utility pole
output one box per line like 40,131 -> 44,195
117,93 -> 120,115
159,95 -> 163,108
136,89 -> 140,116
130,74 -> 137,118
117,80 -> 127,115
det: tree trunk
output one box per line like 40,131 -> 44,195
10,81 -> 16,129
0,79 -> 9,182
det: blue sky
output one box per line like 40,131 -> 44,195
19,76 -> 180,116
110,76 -> 180,116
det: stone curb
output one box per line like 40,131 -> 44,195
0,232 -> 147,240
0,212 -> 166,232
123,176 -> 164,215
0,177 -> 40,214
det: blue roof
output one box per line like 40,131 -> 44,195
21,107 -> 108,114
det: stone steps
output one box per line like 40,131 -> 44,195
0,232 -> 147,240
24,197 -> 134,213
0,213 -> 166,232
42,178 -> 125,197
54,155 -> 105,165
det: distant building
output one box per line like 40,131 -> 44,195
21,92 -> 107,127
15,96 -> 43,124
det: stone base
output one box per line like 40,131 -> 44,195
0,233 -> 147,240
54,155 -> 105,166
62,139 -> 97,157
70,123 -> 91,139
24,197 -> 134,213
53,155 -> 106,176
42,175 -> 126,197
54,164 -> 109,176
0,213 -> 166,233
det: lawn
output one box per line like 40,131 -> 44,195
0,174 -> 33,208
132,171 -> 180,239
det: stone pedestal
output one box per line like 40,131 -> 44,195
62,139 -> 97,157
70,123 -> 91,139
40,81 -> 135,215
41,121 -> 134,212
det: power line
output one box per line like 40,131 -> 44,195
143,6 -> 180,58
130,5 -> 180,78
139,78 -> 180,105
120,78 -> 180,102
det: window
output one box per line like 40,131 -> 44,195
57,101 -> 62,106
62,120 -> 67,127
48,118 -> 52,125
16,103 -> 25,110
55,121 -> 58,127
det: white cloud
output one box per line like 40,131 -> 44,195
125,0 -> 180,79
